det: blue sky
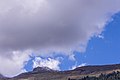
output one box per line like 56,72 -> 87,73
25,12 -> 120,71
83,12 -> 120,65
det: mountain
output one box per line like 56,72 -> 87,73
0,74 -> 8,80
33,67 -> 57,73
3,64 -> 120,80
0,74 -> 3,78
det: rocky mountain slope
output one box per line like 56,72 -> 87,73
1,64 -> 120,80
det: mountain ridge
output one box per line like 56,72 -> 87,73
1,64 -> 120,80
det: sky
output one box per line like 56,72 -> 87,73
25,12 -> 120,71
0,0 -> 120,77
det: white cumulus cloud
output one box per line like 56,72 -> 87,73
0,50 -> 31,77
33,57 -> 61,70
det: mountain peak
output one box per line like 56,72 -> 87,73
33,67 -> 56,73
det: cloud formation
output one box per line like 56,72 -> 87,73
71,63 -> 87,70
0,0 -> 120,77
0,50 -> 31,77
33,57 -> 61,70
